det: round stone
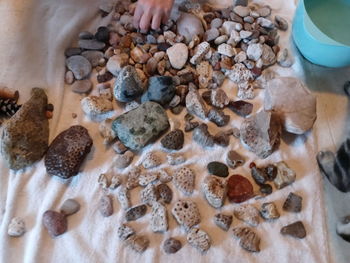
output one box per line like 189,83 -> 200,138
166,43 -> 188,70
71,79 -> 92,94
227,175 -> 254,203
42,211 -> 67,237
163,238 -> 182,254
66,55 -> 92,80
207,161 -> 229,177
60,199 -> 80,216
81,51 -> 104,67
161,129 -> 184,150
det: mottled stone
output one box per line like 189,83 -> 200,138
157,183 -> 173,204
125,235 -> 150,253
114,66 -> 143,102
186,89 -> 208,120
118,224 -> 135,241
274,161 -> 296,189
173,167 -> 195,196
42,211 -> 67,237
7,217 -> 26,237
163,238 -> 182,254
140,184 -> 159,205
226,151 -> 245,169
114,151 -> 134,169
151,202 -> 168,232
81,96 -> 113,117
138,172 -> 158,187
208,108 -> 230,127
260,202 -> 280,220
202,175 -> 227,208
228,100 -> 253,117
232,227 -> 260,252
214,214 -> 232,231
125,204 -> 147,221
99,195 -> 113,217
142,76 -> 176,106
142,152 -> 161,169
116,186 -> 131,210
161,129 -> 184,150
234,205 -> 260,227
187,228 -> 211,253
281,221 -> 306,239
193,124 -> 215,148
106,54 -> 129,76
172,200 -> 200,231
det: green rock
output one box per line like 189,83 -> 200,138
112,101 -> 169,150
207,161 -> 229,177
0,88 -> 49,170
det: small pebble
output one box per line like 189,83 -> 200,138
214,213 -> 233,231
7,217 -> 26,237
125,235 -> 150,253
60,199 -> 80,216
260,202 -> 280,220
163,238 -> 182,254
283,192 -> 303,213
226,150 -> 245,169
71,79 -> 92,94
157,183 -> 173,204
232,227 -> 260,252
234,205 -> 260,227
42,210 -> 68,237
142,152 -> 161,169
173,167 -> 195,196
207,161 -> 229,177
167,153 -> 186,166
125,204 -> 147,221
118,224 -> 135,241
280,221 -> 306,239
187,228 -> 211,253
114,151 -> 134,169
161,129 -> 184,150
99,195 -> 113,217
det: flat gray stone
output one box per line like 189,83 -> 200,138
66,55 -> 92,80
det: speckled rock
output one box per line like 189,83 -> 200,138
99,119 -> 117,145
118,224 -> 135,240
106,54 -> 129,76
7,217 -> 26,237
66,55 -> 92,80
228,100 -> 253,117
275,15 -> 288,31
142,76 -> 176,106
82,50 -> 104,67
167,43 -> 188,69
226,151 -> 245,169
45,125 -> 93,179
274,161 -> 296,189
161,129 -> 184,150
81,96 -> 113,117
99,195 -> 113,217
260,202 -> 280,220
190,42 -> 210,65
157,183 -> 173,204
138,172 -> 158,186
240,110 -> 281,159
78,39 -> 106,50
110,174 -> 122,189
126,167 -> 142,190
211,89 -> 230,109
207,162 -> 229,177
114,65 -> 143,102
173,167 -> 195,196
151,202 -> 168,232
142,152 -> 161,169
208,108 -> 230,127
225,63 -> 253,83
234,205 -> 260,227
60,199 -> 80,216
125,204 -> 147,221
116,186 -> 131,210
232,227 -> 260,252
187,228 -> 211,253
163,238 -> 182,254
186,88 -> 208,120
202,175 -> 227,208
125,235 -> 150,253
42,211 -> 67,238
177,13 -> 204,43
283,192 -> 302,213
1,88 -> 49,170
193,124 -> 215,148
167,153 -> 186,165
214,213 -> 232,231
112,101 -> 169,150
172,200 -> 201,231
140,184 -> 159,205
280,221 -> 306,239
159,169 -> 172,183
114,151 -> 134,169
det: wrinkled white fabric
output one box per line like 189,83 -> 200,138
0,0 -> 339,262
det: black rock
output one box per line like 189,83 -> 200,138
65,47 -> 82,57
95,26 -> 110,43
259,184 -> 272,195
157,43 -> 171,51
45,125 -> 93,179
228,100 -> 253,117
163,238 -> 182,254
251,166 -> 267,185
280,221 -> 306,239
161,129 -> 184,150
97,71 -> 114,83
142,76 -> 176,106
207,161 -> 229,177
114,66 -> 143,102
264,164 -> 277,181
208,108 -> 230,127
283,192 -> 302,213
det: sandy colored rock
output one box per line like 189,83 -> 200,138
167,43 -> 188,69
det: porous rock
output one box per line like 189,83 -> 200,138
172,200 -> 200,231
185,89 -> 208,120
234,205 -> 260,227
202,175 -> 227,208
187,228 -> 211,253
214,213 -> 232,231
81,96 -> 113,117
151,202 -> 168,232
173,167 -> 195,196
232,227 -> 260,252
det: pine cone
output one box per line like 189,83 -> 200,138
0,98 -> 21,117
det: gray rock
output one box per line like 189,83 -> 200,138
7,217 -> 26,237
207,162 -> 229,177
275,15 -> 288,31
234,205 -> 260,227
273,161 -> 296,189
112,101 -> 169,150
172,200 -> 200,231
117,224 -> 135,240
173,167 -> 195,196
187,228 -> 211,253
163,238 -> 182,254
260,202 -> 280,220
283,192 -> 302,213
125,204 -> 147,221
185,89 -> 208,120
114,66 -> 143,102
116,186 -> 131,210
126,167 -> 142,190
211,18 -> 223,28
42,211 -> 67,238
45,125 -> 93,179
277,48 -> 294,67
176,13 -> 204,43
202,175 -> 227,208
71,79 -> 92,94
78,39 -> 106,50
336,215 -> 350,242
232,227 -> 260,252
125,235 -> 149,253
247,43 -> 263,61
65,47 -> 82,57
226,150 -> 245,169
99,195 -> 113,217
214,35 -> 229,45
233,0 -> 248,7
240,110 -> 281,159
79,31 -> 93,39
114,151 -> 134,169
257,17 -> 275,29
190,42 -> 210,65
1,88 -> 49,170
81,51 -> 104,67
233,6 -> 250,17
151,202 -> 168,232
60,199 -> 80,216
240,30 -> 253,39
257,6 -> 271,17
193,124 -> 215,148
157,183 -> 173,204
265,77 -> 316,134
218,43 -> 236,57
280,221 -> 306,239
66,55 -> 92,80
261,44 -> 276,66
142,76 -> 176,106
208,108 -> 230,127
214,213 -> 232,231
204,28 -> 220,42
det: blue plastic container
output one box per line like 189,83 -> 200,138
292,0 -> 350,68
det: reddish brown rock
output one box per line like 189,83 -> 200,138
227,175 -> 254,203
42,211 -> 67,238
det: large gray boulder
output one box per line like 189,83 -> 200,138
112,101 -> 169,150
1,88 -> 49,170
264,77 -> 316,134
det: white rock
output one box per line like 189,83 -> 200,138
177,13 -> 204,43
247,43 -> 263,61
187,228 -> 211,253
225,63 -> 253,84
214,35 -> 229,45
227,30 -> 241,46
151,202 -> 168,232
142,152 -> 161,169
185,88 -> 208,120
217,44 -> 236,57
81,96 -> 113,117
257,17 -> 275,29
277,48 -> 294,67
222,21 -> 241,35
190,42 -> 210,65
172,200 -> 200,231
7,217 -> 25,237
166,43 -> 188,70
234,205 -> 260,227
240,30 -> 253,39
264,77 -> 316,134
233,6 -> 250,17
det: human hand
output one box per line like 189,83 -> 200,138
133,0 -> 174,32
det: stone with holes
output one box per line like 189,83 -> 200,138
161,129 -> 184,150
125,204 -> 147,221
234,205 -> 260,227
172,200 -> 201,231
232,227 -> 260,252
214,213 -> 233,231
151,202 -> 168,232
187,228 -> 211,253
140,184 -> 159,205
173,167 -> 195,196
157,183 -> 173,204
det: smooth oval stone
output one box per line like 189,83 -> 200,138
71,79 -> 92,94
81,51 -> 104,67
60,199 -> 80,216
78,39 -> 106,50
163,238 -> 182,254
42,211 -> 67,237
65,47 -> 82,57
66,55 -> 92,80
207,162 -> 229,177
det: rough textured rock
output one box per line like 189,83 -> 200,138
138,172 -> 158,186
99,119 -> 117,145
99,195 -> 113,217
280,221 -> 306,239
158,169 -> 172,183
232,227 -> 260,252
140,183 -> 159,205
187,228 -> 211,253
156,183 -> 173,204
193,124 -> 215,148
167,153 -> 186,165
207,162 -> 229,177
274,161 -> 296,189
60,199 -> 80,216
125,204 -> 147,221
45,125 -> 93,179
151,202 -> 168,232
173,167 -> 195,196
214,213 -> 232,231
225,63 -> 253,84
264,77 -> 317,134
167,43 -> 188,69
1,88 -> 49,170
240,110 -> 281,159
210,89 -> 229,109
116,186 -> 131,210
247,43 -> 263,61
208,108 -> 230,127
125,235 -> 150,253
142,76 -> 176,106
114,65 -> 143,102
234,205 -> 260,227
161,129 -> 184,150
66,55 -> 92,80
106,54 -> 129,76
42,211 -> 67,238
260,202 -> 280,220
112,101 -> 169,150
110,174 -> 122,189
283,192 -> 302,213
142,152 -> 161,169
163,238 -> 182,254
7,217 -> 26,237
202,175 -> 227,208
226,151 -> 245,169
227,175 -> 254,203
177,13 -> 204,43
118,224 -> 135,241
81,96 -> 113,117
228,100 -> 253,117
114,151 -> 134,169
126,167 -> 142,190
172,200 -> 200,231
190,42 -> 210,65
186,88 -> 208,120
